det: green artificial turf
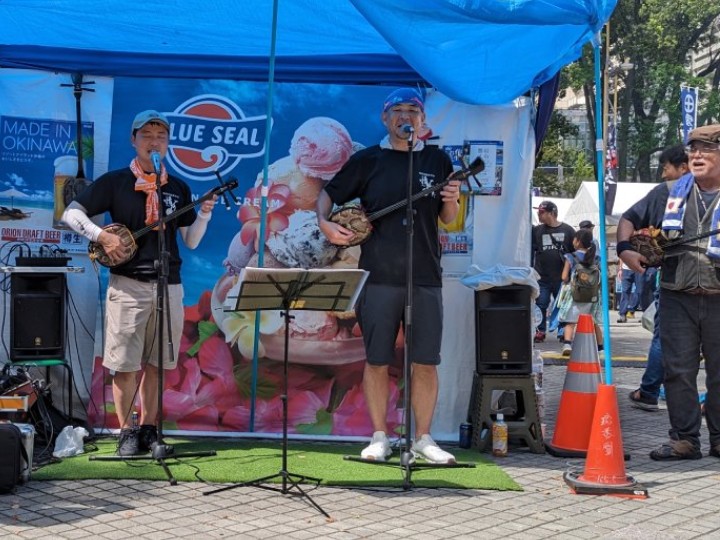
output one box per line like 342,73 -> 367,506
32,437 -> 522,491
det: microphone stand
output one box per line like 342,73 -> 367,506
91,153 -> 216,485
150,153 -> 174,467
149,154 -> 217,484
399,129 -> 416,484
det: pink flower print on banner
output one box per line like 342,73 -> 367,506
221,403 -> 251,432
163,355 -> 238,426
88,356 -> 117,428
332,382 -> 404,436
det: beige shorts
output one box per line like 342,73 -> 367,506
103,274 -> 185,372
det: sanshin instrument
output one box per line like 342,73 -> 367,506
88,179 -> 238,267
329,156 -> 485,247
630,225 -> 720,267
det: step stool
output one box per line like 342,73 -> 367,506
469,373 -> 544,454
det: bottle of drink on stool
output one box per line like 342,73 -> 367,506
492,413 -> 508,457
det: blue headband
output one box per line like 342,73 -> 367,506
383,88 -> 424,112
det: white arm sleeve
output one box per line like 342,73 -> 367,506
180,209 -> 212,249
62,201 -> 104,242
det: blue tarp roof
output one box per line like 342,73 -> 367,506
0,0 -> 615,105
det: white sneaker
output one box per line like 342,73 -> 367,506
562,343 -> 572,357
411,434 -> 456,464
361,431 -> 392,461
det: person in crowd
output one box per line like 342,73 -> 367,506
316,88 -> 461,464
557,229 -> 603,356
531,201 -> 575,342
62,110 -> 217,456
617,125 -> 720,460
638,266 -> 658,311
628,143 -> 689,411
579,219 -> 601,251
616,262 -> 642,323
579,219 -> 594,232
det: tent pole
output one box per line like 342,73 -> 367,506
249,0 -> 280,431
594,30 -> 613,384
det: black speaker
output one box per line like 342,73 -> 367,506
474,285 -> 532,374
10,273 -> 66,360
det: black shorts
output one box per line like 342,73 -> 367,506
356,283 -> 443,366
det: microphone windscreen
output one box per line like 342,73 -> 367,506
150,151 -> 162,173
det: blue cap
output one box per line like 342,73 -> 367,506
382,88 -> 424,112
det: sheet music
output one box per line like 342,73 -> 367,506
223,267 -> 369,312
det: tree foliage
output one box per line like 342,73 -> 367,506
533,111 -> 594,196
551,1 -> 720,183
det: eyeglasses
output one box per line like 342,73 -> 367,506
685,143 -> 720,155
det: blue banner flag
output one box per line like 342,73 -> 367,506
680,86 -> 698,143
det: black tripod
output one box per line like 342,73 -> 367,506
91,152 -> 216,484
204,267 -> 368,517
344,126 -> 474,489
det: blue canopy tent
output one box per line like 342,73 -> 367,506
1,0 -> 613,100
0,0 -> 615,181
0,0 -> 618,417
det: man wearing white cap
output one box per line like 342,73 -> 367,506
63,110 -> 217,456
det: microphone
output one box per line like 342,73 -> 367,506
400,124 -> 414,134
150,151 -> 162,173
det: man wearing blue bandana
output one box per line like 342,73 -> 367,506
617,124 -> 720,461
317,88 -> 461,464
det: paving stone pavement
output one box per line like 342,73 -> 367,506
2,312 -> 719,539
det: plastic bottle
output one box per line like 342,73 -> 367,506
131,411 -> 139,428
492,413 -> 508,457
532,349 -> 543,387
532,349 -> 545,421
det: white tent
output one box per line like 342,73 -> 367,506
564,181 -> 659,229
564,181 -> 659,269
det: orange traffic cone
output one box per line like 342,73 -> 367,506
545,314 -> 601,457
564,384 -> 648,498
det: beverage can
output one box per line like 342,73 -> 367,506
459,422 -> 472,449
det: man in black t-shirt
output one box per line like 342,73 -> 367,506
316,88 -> 461,464
63,110 -> 217,456
531,201 -> 575,342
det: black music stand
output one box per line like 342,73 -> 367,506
203,266 -> 368,518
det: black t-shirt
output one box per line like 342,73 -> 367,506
324,144 -> 454,286
532,222 -> 576,282
74,167 -> 196,284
